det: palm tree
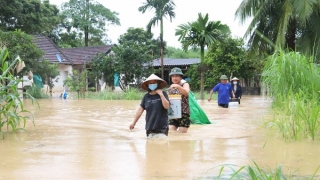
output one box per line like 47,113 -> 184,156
175,13 -> 230,100
235,0 -> 320,56
138,0 -> 176,79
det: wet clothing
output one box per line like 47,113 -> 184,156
230,84 -> 242,104
213,83 -> 233,105
146,127 -> 169,137
168,81 -> 190,128
231,84 -> 242,99
140,91 -> 169,136
218,104 -> 229,108
169,113 -> 191,128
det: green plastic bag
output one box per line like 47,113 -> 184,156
189,91 -> 211,124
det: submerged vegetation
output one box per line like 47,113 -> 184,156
201,161 -> 320,180
84,88 -> 217,100
262,51 -> 320,140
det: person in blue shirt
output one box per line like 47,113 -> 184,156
208,75 -> 235,108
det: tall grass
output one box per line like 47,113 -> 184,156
86,88 -> 217,101
262,51 -> 320,140
201,161 -> 320,180
27,85 -> 49,99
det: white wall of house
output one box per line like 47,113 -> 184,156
52,64 -> 73,93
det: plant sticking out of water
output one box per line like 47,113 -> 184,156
0,48 -> 35,138
201,161 -> 320,180
262,51 -> 320,140
86,87 -> 217,100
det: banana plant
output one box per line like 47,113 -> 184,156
0,48 -> 35,139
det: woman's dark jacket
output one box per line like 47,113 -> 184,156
230,84 -> 242,98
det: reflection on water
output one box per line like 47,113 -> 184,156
0,96 -> 319,179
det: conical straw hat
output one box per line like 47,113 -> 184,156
231,77 -> 239,81
141,74 -> 167,91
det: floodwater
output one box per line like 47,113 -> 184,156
0,96 -> 320,179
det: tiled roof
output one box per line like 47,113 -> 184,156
62,46 -> 112,65
32,35 -> 72,64
153,58 -> 200,66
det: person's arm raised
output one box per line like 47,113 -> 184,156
156,90 -> 170,109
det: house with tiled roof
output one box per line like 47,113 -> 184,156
32,35 -> 112,93
152,58 -> 200,84
61,46 -> 112,65
32,35 -> 202,92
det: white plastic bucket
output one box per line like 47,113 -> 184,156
228,102 -> 239,108
168,95 -> 182,119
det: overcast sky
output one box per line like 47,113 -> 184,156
49,0 -> 250,48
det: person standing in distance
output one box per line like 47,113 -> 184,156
208,75 -> 235,108
230,77 -> 242,104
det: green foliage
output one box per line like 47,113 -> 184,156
175,13 -> 230,100
64,70 -> 87,99
86,88 -> 216,100
32,60 -> 60,96
184,64 -> 201,90
262,51 -> 320,140
185,37 -> 263,90
60,0 -> 120,46
88,54 -> 115,88
165,46 -> 200,58
0,48 -> 35,138
176,13 -> 230,54
139,0 -> 176,78
27,85 -> 49,99
86,88 -> 144,100
0,0 -> 60,34
0,30 -> 43,76
235,0 -> 320,59
204,37 -> 261,83
90,28 -> 158,89
203,161 -> 320,179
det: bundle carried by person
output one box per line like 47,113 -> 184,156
189,91 -> 211,124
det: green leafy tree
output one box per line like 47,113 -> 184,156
0,48 -> 35,138
33,60 -> 60,96
0,30 -> 43,76
61,0 -> 120,47
165,47 -> 200,58
175,13 -> 230,100
90,28 -> 158,89
64,70 -> 87,99
88,53 -> 115,90
139,0 -> 176,79
204,37 -> 257,83
185,37 -> 257,90
0,0 -> 60,34
235,0 -> 320,59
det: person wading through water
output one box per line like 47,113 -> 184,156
208,75 -> 235,108
168,67 -> 191,133
129,74 -> 170,137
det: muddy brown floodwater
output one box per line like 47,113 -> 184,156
0,96 -> 320,179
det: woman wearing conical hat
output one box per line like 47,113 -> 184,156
230,77 -> 242,104
129,74 -> 170,137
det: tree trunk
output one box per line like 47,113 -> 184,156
285,18 -> 296,51
85,0 -> 89,47
85,27 -> 89,47
200,46 -> 205,100
160,18 -> 164,79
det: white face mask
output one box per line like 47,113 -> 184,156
233,82 -> 237,85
